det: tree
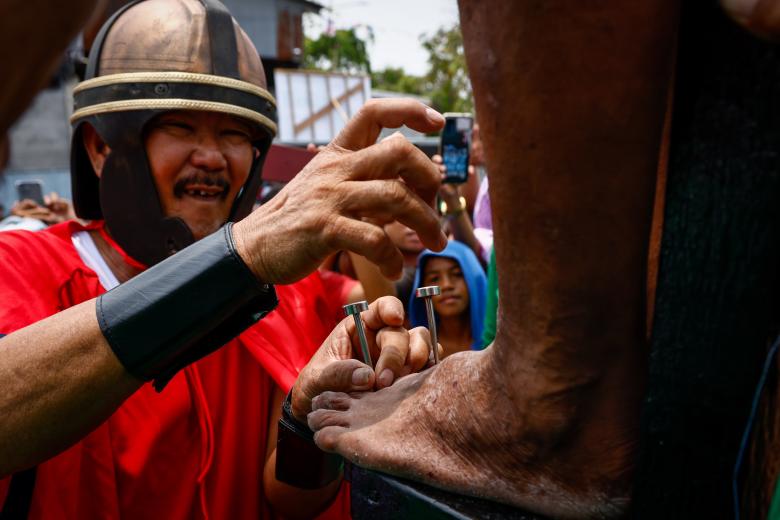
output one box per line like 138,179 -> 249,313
420,25 -> 473,113
303,27 -> 372,75
371,67 -> 424,95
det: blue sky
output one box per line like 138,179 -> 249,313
304,0 -> 461,77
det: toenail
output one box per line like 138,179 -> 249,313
379,368 -> 394,387
352,367 -> 372,385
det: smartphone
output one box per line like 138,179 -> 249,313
440,113 -> 473,184
15,180 -> 45,206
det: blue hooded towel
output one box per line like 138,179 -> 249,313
408,240 -> 488,351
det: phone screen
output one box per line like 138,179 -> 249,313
440,114 -> 473,184
16,180 -> 45,206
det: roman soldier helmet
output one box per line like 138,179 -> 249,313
70,0 -> 277,265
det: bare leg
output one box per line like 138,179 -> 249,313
308,1 -> 678,516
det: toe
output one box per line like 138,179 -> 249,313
313,426 -> 348,452
311,391 -> 352,411
308,408 -> 351,431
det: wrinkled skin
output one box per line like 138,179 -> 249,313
234,99 -> 448,284
290,296 -> 439,422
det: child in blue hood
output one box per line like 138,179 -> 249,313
408,240 -> 488,356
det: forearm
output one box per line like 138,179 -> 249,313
446,212 -> 485,265
263,450 -> 342,519
263,387 -> 341,518
0,225 -> 273,476
348,252 -> 396,302
0,299 -> 141,477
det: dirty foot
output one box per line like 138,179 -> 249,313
308,348 -> 635,519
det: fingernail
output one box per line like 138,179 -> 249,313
426,107 -> 445,124
352,367 -> 372,385
721,0 -> 759,18
378,368 -> 394,387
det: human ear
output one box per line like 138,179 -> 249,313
81,123 -> 112,178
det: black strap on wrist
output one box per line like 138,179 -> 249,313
97,223 -> 278,391
276,390 -> 343,489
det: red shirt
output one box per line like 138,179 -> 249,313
0,221 -> 354,519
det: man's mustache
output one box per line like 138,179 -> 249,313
173,173 -> 231,200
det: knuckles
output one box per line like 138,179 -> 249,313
378,345 -> 407,369
363,227 -> 391,252
409,326 -> 432,343
383,180 -> 410,204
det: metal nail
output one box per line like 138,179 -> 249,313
415,286 -> 441,364
343,300 -> 372,368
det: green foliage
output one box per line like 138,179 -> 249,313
303,28 -> 372,75
302,23 -> 472,114
420,24 -> 472,113
371,67 -> 424,95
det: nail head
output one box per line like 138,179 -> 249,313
343,300 -> 369,316
416,286 -> 441,298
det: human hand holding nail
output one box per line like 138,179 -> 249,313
289,296 -> 438,422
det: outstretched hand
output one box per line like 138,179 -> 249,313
289,296 -> 440,422
233,98 -> 447,285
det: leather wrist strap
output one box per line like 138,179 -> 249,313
276,390 -> 343,489
97,223 -> 278,391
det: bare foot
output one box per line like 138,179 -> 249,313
308,348 -> 634,519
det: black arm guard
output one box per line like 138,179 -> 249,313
276,391 -> 343,489
97,223 -> 277,391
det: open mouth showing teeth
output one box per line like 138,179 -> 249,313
184,188 -> 223,199
174,179 -> 229,201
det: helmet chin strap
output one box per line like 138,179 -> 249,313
100,141 -> 195,266
228,145 -> 269,222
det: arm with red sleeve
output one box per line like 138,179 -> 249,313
0,228 -> 142,482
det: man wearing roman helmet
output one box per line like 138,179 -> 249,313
0,0 -> 445,517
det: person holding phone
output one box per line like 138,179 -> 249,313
0,186 -> 77,232
434,119 -> 491,267
9,191 -> 75,225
